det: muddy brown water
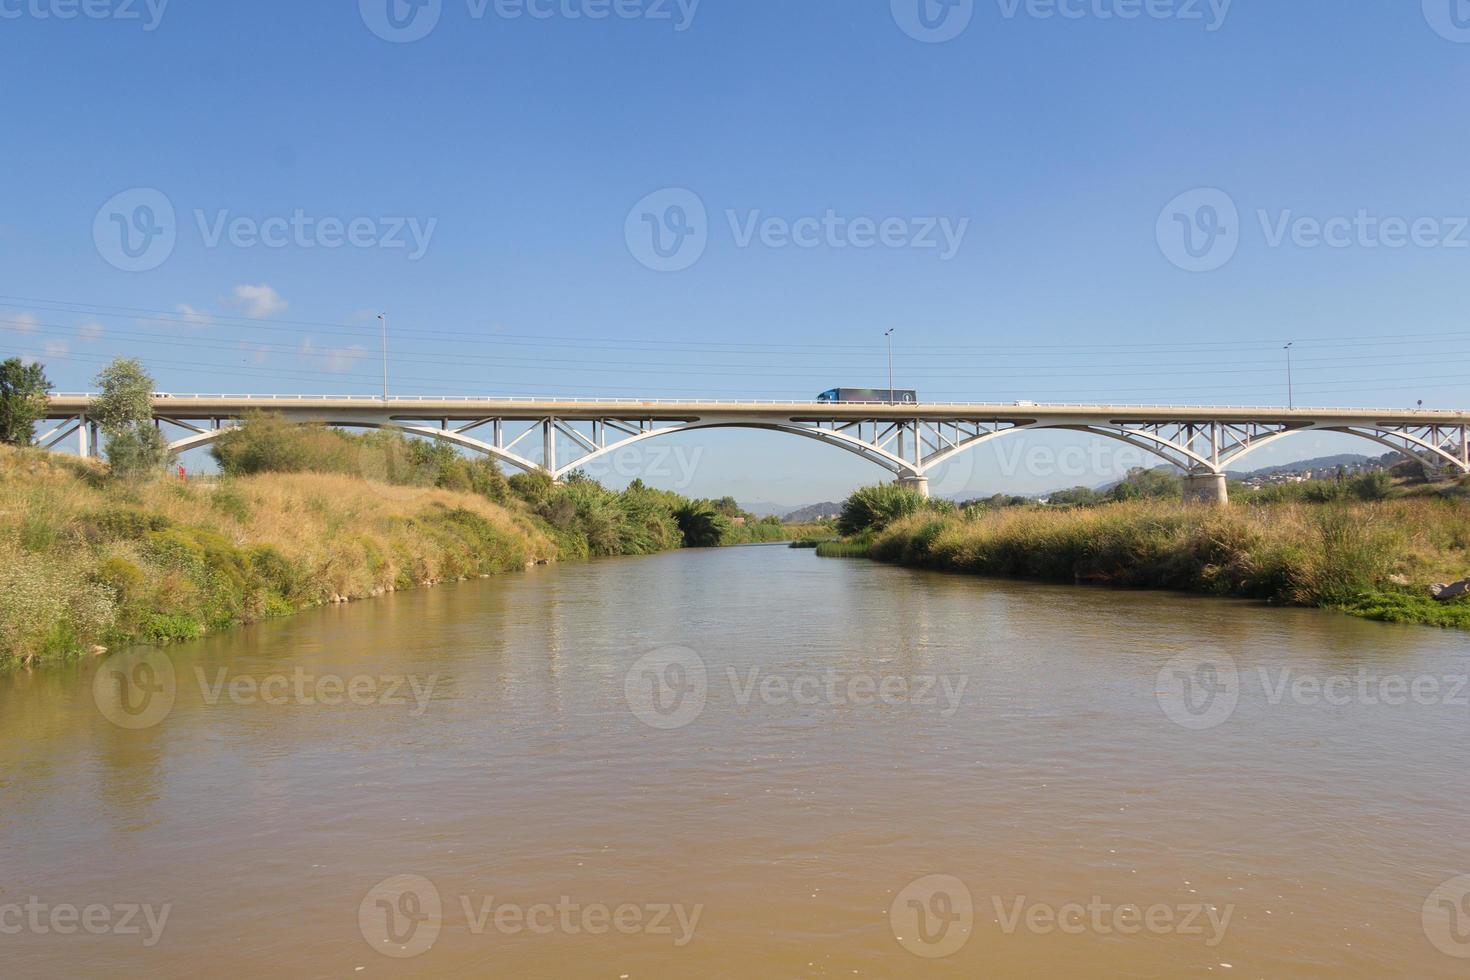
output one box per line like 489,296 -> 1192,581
2,545 -> 1468,977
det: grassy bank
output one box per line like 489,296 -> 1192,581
853,497 -> 1470,628
0,446 -> 559,667
0,422 -> 823,667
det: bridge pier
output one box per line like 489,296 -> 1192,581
1182,472 -> 1228,507
899,475 -> 930,499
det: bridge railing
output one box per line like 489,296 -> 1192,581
45,393 -> 1463,415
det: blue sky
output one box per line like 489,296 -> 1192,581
3,0 -> 1469,504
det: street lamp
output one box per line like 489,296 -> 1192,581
1283,342 -> 1294,410
884,328 -> 895,404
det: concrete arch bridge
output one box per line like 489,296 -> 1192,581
39,396 -> 1470,505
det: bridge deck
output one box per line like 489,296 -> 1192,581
43,395 -> 1470,426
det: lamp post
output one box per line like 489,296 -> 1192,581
884,328 -> 895,404
378,314 -> 389,403
1284,342 -> 1294,409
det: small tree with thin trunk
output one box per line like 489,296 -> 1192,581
92,357 -> 168,476
0,358 -> 51,447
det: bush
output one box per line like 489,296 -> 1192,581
837,483 -> 928,536
1350,471 -> 1394,501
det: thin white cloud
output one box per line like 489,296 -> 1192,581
231,283 -> 288,319
6,312 -> 38,334
175,303 -> 214,327
78,320 -> 105,340
43,340 -> 69,358
299,337 -> 368,374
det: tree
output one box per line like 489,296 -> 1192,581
675,502 -> 729,548
0,358 -> 51,446
93,357 -> 167,476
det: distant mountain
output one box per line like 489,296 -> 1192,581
782,501 -> 845,523
1225,453 -> 1390,480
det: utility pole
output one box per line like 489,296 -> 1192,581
378,313 -> 389,403
885,328 -> 895,404
1283,342 -> 1294,409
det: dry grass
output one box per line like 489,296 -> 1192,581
868,498 -> 1470,627
0,446 -> 553,666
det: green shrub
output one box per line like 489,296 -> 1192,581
837,484 -> 928,536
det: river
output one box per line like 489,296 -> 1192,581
2,545 -> 1468,977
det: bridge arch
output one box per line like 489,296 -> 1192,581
163,417 -> 919,482
554,421 -> 915,481
155,412 -> 1470,492
1233,424 -> 1470,476
165,420 -> 542,475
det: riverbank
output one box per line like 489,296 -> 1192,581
0,447 -> 561,667
0,445 -> 821,667
846,499 -> 1470,629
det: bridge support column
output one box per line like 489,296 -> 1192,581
899,474 -> 930,499
77,417 -> 89,459
1182,472 -> 1228,506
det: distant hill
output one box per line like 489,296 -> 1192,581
1225,453 -> 1390,479
782,501 -> 844,523
738,501 -> 791,518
